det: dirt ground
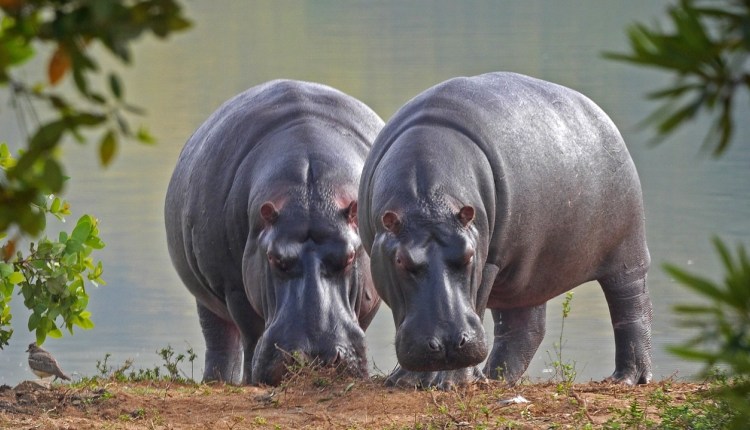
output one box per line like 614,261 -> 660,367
0,370 -> 706,429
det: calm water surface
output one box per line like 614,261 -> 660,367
2,1 -> 749,385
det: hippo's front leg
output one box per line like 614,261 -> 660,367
385,365 -> 486,390
484,304 -> 546,384
600,273 -> 653,385
225,290 -> 265,384
197,302 -> 243,383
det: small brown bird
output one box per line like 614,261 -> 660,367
26,343 -> 71,381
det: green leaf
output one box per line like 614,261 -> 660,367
0,263 -> 13,278
0,143 -> 16,169
71,113 -> 106,127
29,120 -> 68,152
72,64 -> 90,96
47,326 -> 63,339
85,236 -> 106,250
673,304 -> 719,315
73,315 -> 94,330
136,126 -> 156,145
7,272 -> 24,285
667,345 -> 718,362
123,104 -> 146,116
109,73 -> 123,100
657,96 -> 704,135
71,216 -> 93,244
28,312 -> 40,331
664,263 -> 728,302
0,33 -> 34,69
42,158 -> 65,193
646,83 -> 702,100
76,295 -> 89,310
1,281 -> 14,297
99,130 -> 117,166
47,276 -> 67,295
50,197 -> 62,214
115,113 -> 132,137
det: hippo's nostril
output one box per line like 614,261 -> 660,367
457,332 -> 469,349
332,346 -> 345,366
428,337 -> 442,352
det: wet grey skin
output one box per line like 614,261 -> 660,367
165,80 -> 383,385
27,343 -> 71,381
358,71 -> 652,390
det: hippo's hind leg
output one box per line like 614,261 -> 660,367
599,269 -> 653,385
484,304 -> 546,385
197,302 -> 242,383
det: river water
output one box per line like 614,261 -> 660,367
2,1 -> 749,386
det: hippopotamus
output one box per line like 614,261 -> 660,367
165,80 -> 383,385
358,72 -> 652,389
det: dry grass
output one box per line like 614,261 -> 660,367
0,369 -> 708,429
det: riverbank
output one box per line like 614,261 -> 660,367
0,368 -> 716,429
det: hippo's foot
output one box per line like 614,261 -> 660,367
203,349 -> 243,384
484,306 -> 547,386
600,272 -> 653,386
385,365 -> 486,390
605,368 -> 651,386
605,352 -> 652,385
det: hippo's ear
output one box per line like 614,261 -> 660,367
260,202 -> 279,224
457,206 -> 475,227
382,211 -> 402,234
343,201 -> 358,227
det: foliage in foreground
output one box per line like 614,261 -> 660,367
1,145 -> 106,347
0,0 -> 191,348
664,238 -> 750,429
0,0 -> 191,236
608,2 -> 749,426
604,0 -> 750,155
603,375 -> 740,430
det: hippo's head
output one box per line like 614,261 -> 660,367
246,195 -> 379,386
370,200 -> 490,372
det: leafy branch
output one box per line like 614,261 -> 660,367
1,143 -> 106,347
665,238 -> 750,429
1,0 -> 190,236
603,0 -> 750,155
0,0 -> 190,348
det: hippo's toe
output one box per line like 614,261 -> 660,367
384,365 -> 486,390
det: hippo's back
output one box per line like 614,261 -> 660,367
360,72 -> 648,307
166,80 -> 383,317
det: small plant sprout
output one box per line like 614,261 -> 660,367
547,292 -> 577,393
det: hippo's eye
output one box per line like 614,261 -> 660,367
448,249 -> 475,270
268,253 -> 293,272
345,250 -> 355,267
464,251 -> 475,265
322,250 -> 355,276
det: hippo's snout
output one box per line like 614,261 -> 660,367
426,331 -> 471,353
252,344 -> 366,386
251,325 -> 368,386
395,315 -> 488,372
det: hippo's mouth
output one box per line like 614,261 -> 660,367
252,343 -> 368,386
397,345 -> 488,372
395,327 -> 489,373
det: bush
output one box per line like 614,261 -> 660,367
665,237 -> 750,429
